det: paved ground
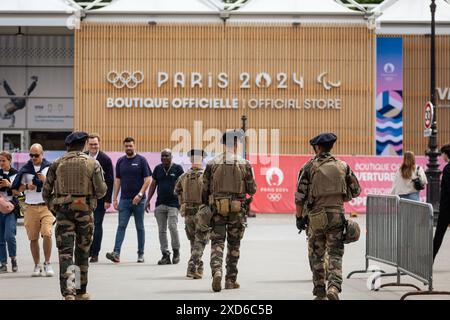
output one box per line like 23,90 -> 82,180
1,213 -> 449,300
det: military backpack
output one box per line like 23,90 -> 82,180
55,153 -> 95,197
310,156 -> 347,200
182,169 -> 203,205
212,161 -> 245,195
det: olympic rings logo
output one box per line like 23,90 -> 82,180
267,193 -> 282,202
107,70 -> 144,89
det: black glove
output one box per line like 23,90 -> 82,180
242,197 -> 253,215
296,216 -> 308,234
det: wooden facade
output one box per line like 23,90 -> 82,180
75,23 -> 375,154
402,35 -> 450,155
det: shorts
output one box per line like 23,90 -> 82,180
24,205 -> 55,241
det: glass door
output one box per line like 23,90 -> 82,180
0,131 -> 24,152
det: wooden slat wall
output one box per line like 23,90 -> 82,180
402,35 -> 450,154
75,23 -> 375,154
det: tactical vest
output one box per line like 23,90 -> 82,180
54,153 -> 95,196
212,161 -> 245,195
182,169 -> 203,205
310,156 -> 347,202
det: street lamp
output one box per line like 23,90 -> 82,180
426,0 -> 441,222
241,115 -> 247,159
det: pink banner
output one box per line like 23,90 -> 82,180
251,155 -> 446,214
12,152 -> 446,214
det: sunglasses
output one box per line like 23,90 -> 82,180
29,153 -> 41,158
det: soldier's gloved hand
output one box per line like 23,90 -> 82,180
296,216 -> 308,234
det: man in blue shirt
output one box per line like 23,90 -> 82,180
146,149 -> 184,265
106,137 -> 151,263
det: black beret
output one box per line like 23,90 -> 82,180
187,149 -> 207,157
309,132 -> 337,146
65,131 -> 89,146
220,129 -> 245,145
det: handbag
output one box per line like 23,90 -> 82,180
412,166 -> 425,191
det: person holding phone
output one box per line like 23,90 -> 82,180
11,144 -> 54,277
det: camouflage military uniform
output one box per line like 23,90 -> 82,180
174,167 -> 209,277
202,151 -> 256,289
43,151 -> 107,298
296,152 -> 360,298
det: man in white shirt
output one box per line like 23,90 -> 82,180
12,144 -> 55,277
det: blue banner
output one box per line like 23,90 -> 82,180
376,37 -> 403,155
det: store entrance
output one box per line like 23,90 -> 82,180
29,131 -> 71,151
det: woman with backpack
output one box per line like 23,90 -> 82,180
0,151 -> 19,273
391,151 -> 428,201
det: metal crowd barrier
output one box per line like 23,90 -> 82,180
347,195 -> 399,279
347,195 -> 450,300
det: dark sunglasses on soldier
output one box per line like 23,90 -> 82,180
29,153 -> 40,158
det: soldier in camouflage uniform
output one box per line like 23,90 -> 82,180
202,129 -> 256,292
295,133 -> 360,300
295,150 -> 331,278
174,149 -> 209,279
43,132 -> 107,300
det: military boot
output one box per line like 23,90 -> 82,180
75,293 -> 91,300
313,286 -> 326,300
198,263 -> 204,274
212,272 -> 222,292
172,249 -> 180,264
326,285 -> 340,300
225,280 -> 240,290
186,265 -> 196,278
158,251 -> 172,265
193,263 -> 204,279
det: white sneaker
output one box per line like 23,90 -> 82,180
32,265 -> 42,277
43,262 -> 54,277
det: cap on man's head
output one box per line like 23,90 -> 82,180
65,131 -> 89,146
187,149 -> 207,158
221,129 -> 245,145
309,132 -> 337,146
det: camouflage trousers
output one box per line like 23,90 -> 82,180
55,205 -> 94,297
210,210 -> 246,281
307,211 -> 345,296
185,213 -> 209,274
